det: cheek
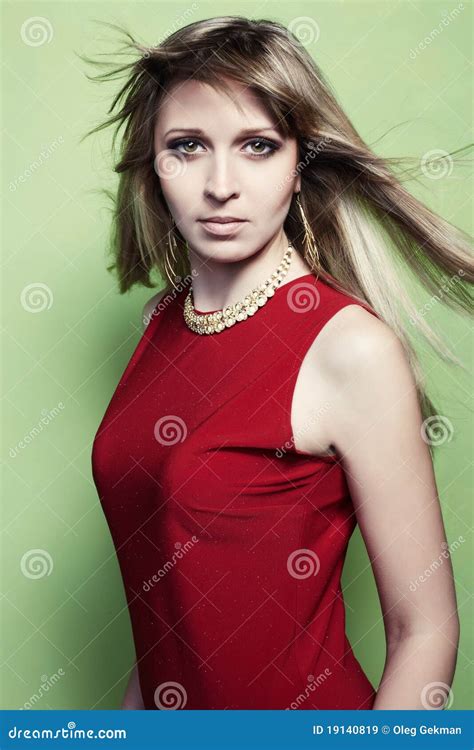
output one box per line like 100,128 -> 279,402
159,176 -> 194,220
261,160 -> 298,211
154,146 -> 193,212
249,151 -> 298,202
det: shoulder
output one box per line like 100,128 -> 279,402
142,286 -> 173,329
318,304 -> 400,373
308,303 -> 423,461
315,303 -> 415,411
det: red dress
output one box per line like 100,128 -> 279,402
91,272 -> 379,710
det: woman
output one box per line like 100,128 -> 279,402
87,17 -> 472,710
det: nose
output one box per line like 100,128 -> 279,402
204,150 -> 240,202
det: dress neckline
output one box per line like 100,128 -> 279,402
192,272 -> 317,315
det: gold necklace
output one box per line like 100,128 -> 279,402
183,244 -> 294,335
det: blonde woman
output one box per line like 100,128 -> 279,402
87,17 -> 472,710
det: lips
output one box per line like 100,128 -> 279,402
198,218 -> 247,236
199,217 -> 246,223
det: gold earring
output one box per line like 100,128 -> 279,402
164,217 -> 180,288
296,193 -> 320,276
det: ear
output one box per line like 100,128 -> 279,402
294,174 -> 301,193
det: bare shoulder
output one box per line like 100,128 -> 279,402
301,302 -> 418,460
142,287 -> 173,330
314,303 -> 401,382
312,303 -> 416,424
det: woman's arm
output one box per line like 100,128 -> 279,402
121,662 -> 145,709
317,305 -> 460,709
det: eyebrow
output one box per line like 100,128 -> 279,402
163,126 -> 280,138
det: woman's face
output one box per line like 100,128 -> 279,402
153,77 -> 301,265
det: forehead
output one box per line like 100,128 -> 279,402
155,78 -> 276,135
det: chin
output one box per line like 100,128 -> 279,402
192,243 -> 257,264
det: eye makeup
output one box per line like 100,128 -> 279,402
165,136 -> 282,159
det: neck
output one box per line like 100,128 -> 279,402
188,231 -> 310,313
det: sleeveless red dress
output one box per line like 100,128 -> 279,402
91,272 -> 379,710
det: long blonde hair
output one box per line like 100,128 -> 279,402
80,16 -> 473,432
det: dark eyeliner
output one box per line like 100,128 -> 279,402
246,137 -> 281,158
166,136 -> 281,158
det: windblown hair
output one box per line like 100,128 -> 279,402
80,16 -> 473,433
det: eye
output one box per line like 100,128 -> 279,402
168,139 -> 204,155
244,139 -> 280,158
167,137 -> 280,159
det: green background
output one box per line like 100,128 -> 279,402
1,0 -> 472,709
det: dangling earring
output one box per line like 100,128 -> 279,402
295,193 -> 321,277
164,215 -> 180,289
